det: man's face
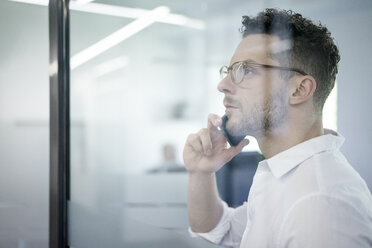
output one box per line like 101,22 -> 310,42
218,34 -> 290,138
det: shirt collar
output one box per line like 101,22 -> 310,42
260,129 -> 345,179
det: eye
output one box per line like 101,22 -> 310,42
244,66 -> 255,76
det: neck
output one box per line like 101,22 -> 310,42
256,116 -> 323,159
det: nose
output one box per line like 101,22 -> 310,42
218,74 -> 236,94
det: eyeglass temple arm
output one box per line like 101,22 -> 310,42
258,64 -> 308,75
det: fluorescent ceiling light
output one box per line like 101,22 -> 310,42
94,56 -> 129,77
70,2 -> 205,30
70,6 -> 170,69
10,0 -> 205,67
9,0 -> 205,30
71,2 -> 149,19
10,0 -> 48,6
73,0 -> 94,4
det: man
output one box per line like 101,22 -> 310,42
183,8 -> 372,248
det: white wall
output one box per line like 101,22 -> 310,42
326,6 -> 372,189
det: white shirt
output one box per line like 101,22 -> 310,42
190,131 -> 372,248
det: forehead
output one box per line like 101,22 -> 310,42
230,34 -> 290,65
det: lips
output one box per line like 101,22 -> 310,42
223,98 -> 239,110
225,104 -> 238,109
224,103 -> 239,114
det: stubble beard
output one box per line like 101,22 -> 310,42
228,91 -> 288,139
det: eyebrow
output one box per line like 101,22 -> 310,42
229,59 -> 260,67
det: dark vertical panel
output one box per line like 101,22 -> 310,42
49,0 -> 70,247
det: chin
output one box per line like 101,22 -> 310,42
228,117 -> 263,138
227,118 -> 246,137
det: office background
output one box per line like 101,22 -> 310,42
1,0 -> 371,247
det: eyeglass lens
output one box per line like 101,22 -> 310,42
232,63 -> 245,84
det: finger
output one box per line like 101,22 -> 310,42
207,113 -> 222,132
199,128 -> 213,155
223,138 -> 250,161
187,133 -> 204,154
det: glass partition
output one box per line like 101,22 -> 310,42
68,3 -> 216,246
67,0 -> 372,246
0,1 -> 49,247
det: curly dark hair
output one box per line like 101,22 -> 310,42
241,8 -> 340,113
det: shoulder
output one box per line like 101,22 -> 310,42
295,148 -> 367,192
277,193 -> 372,248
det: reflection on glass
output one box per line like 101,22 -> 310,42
69,1 -> 212,247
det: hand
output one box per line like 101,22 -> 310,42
183,114 -> 249,174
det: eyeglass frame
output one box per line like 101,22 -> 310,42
219,60 -> 308,85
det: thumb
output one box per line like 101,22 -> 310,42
224,139 -> 250,161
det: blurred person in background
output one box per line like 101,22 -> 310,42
148,143 -> 186,173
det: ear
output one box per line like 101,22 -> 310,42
289,76 -> 317,105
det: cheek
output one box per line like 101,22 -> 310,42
260,73 -> 285,96
239,92 -> 265,112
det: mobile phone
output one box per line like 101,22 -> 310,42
220,115 -> 246,147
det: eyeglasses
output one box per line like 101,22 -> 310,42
219,60 -> 308,85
